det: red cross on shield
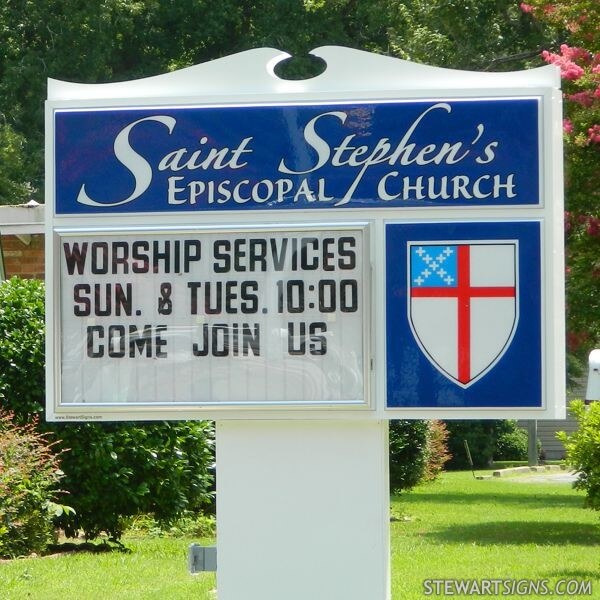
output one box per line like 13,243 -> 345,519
408,241 -> 518,387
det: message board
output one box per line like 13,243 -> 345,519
57,225 -> 368,409
45,47 -> 564,420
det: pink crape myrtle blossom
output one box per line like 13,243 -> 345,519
520,3 -> 534,13
586,216 -> 600,236
541,44 -> 593,81
563,118 -> 574,134
568,91 -> 595,107
560,44 -> 591,63
587,124 -> 600,144
542,48 -> 585,80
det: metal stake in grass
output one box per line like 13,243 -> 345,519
464,439 -> 491,480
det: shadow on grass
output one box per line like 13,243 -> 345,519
544,569 -> 599,580
424,520 -> 600,546
44,540 -> 132,556
396,491 -> 585,510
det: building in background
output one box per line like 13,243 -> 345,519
0,201 -> 45,279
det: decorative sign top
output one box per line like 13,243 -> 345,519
54,99 -> 539,214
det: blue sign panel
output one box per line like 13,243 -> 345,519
54,99 -> 539,214
386,221 -> 542,409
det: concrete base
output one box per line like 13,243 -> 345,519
216,420 -> 390,600
493,464 -> 566,477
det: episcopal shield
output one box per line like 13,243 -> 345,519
408,241 -> 518,388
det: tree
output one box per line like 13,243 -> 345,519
383,0 -> 551,70
0,123 -> 32,204
520,0 -> 600,371
558,400 -> 600,511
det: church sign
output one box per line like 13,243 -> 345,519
45,47 -> 564,421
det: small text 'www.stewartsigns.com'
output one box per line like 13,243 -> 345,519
423,579 -> 593,596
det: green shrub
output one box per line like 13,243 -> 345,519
53,421 -> 215,541
0,277 -> 215,541
0,411 -> 64,557
494,425 -> 529,461
389,420 -> 429,493
424,420 -> 451,481
558,400 -> 600,511
389,420 -> 451,493
0,277 -> 45,419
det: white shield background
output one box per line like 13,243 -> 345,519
408,242 -> 518,388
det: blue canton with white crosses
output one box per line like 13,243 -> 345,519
410,245 -> 457,288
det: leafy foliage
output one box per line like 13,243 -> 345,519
444,421 -> 497,469
0,277 -> 215,541
445,421 -> 483,468
0,411 -> 65,557
384,0 -> 551,70
0,277 -> 45,419
445,420 -> 534,467
389,420 -> 429,493
389,420 -> 450,492
521,0 -> 600,369
54,421 -> 215,541
424,420 -> 451,480
125,512 -> 216,539
558,400 -> 600,511
0,124 -> 32,204
494,425 -> 529,461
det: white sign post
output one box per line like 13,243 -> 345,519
46,47 -> 564,599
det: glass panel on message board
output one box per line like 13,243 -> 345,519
58,227 -> 366,407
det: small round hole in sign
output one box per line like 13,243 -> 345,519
273,53 -> 327,81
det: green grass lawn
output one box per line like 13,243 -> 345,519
0,471 -> 598,599
391,471 -> 600,599
0,536 -> 217,600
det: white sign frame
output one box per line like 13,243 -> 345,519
45,46 -> 565,421
51,221 -> 372,418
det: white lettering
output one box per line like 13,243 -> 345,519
167,176 -> 187,204
278,111 -> 348,174
377,173 -> 517,202
77,115 -> 176,207
472,175 -> 492,199
403,176 -> 425,200
294,179 -> 317,202
232,180 -> 251,203
476,141 -> 498,164
377,171 -> 401,201
251,180 -> 273,203
188,181 -> 205,204
494,174 -> 516,198
427,176 -> 450,200
452,175 -> 473,199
